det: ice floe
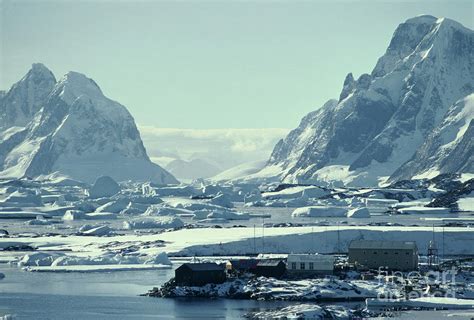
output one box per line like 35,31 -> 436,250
347,207 -> 370,218
292,206 -> 348,218
123,217 -> 185,230
88,176 -> 120,198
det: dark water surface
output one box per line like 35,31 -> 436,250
0,266 -> 292,319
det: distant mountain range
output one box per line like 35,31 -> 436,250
247,15 -> 473,187
165,158 -> 221,181
140,126 -> 288,180
0,64 -> 178,184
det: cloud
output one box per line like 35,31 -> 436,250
138,126 -> 289,170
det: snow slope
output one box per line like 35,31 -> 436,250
390,94 -> 474,181
165,158 -> 221,180
0,64 -> 178,184
4,225 -> 472,259
211,160 -> 266,182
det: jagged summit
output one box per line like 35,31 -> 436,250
30,62 -> 54,74
248,16 -> 473,187
54,71 -> 104,105
404,14 -> 437,25
372,15 -> 471,79
0,64 -> 178,184
0,63 -> 56,129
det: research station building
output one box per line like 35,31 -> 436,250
348,240 -> 419,271
254,260 -> 286,278
175,263 -> 226,286
287,254 -> 335,276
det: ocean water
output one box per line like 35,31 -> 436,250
0,266 -> 292,319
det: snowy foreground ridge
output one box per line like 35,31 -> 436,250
246,15 -> 473,187
3,226 -> 474,271
0,64 -> 177,184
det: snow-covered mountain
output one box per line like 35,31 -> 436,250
250,15 -> 473,187
390,94 -> 473,181
211,160 -> 266,182
0,64 -> 178,184
0,63 -> 56,129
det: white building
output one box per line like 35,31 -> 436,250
287,254 -> 335,276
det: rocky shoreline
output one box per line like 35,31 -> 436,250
144,276 -> 383,302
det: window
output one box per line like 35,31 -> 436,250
406,252 -> 410,255
300,262 -> 305,270
291,262 -> 296,270
309,262 -> 314,270
384,252 -> 388,255
373,251 -> 377,255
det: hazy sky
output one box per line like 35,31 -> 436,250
1,0 -> 472,129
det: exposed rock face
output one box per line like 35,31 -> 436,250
0,63 -> 56,129
0,64 -> 178,184
390,94 -> 473,181
427,178 -> 474,210
255,16 -> 473,186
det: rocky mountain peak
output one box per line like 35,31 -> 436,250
339,73 -> 355,101
54,71 -> 103,105
0,63 -> 56,129
251,16 -> 474,187
0,64 -> 178,184
30,63 -> 55,76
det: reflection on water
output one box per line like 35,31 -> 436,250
0,266 -> 293,319
2,266 -> 474,319
0,293 -> 296,319
0,265 -> 170,297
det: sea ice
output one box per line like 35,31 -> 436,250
88,176 -> 120,198
398,206 -> 450,214
95,198 -> 130,213
347,207 -> 370,218
18,252 -> 63,267
26,216 -> 53,225
292,206 -> 348,217
208,193 -> 234,208
78,224 -> 115,236
143,252 -> 171,265
123,217 -> 184,230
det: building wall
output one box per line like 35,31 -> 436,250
175,269 -> 226,286
349,248 -> 418,271
287,260 -> 334,274
255,263 -> 286,278
287,255 -> 335,275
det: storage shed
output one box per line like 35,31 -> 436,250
175,263 -> 226,286
255,260 -> 286,278
287,254 -> 335,276
349,240 -> 419,271
226,259 -> 259,273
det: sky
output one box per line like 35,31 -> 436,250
139,126 -> 288,169
1,0 -> 473,129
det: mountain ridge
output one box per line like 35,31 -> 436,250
247,15 -> 473,186
0,64 -> 178,184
